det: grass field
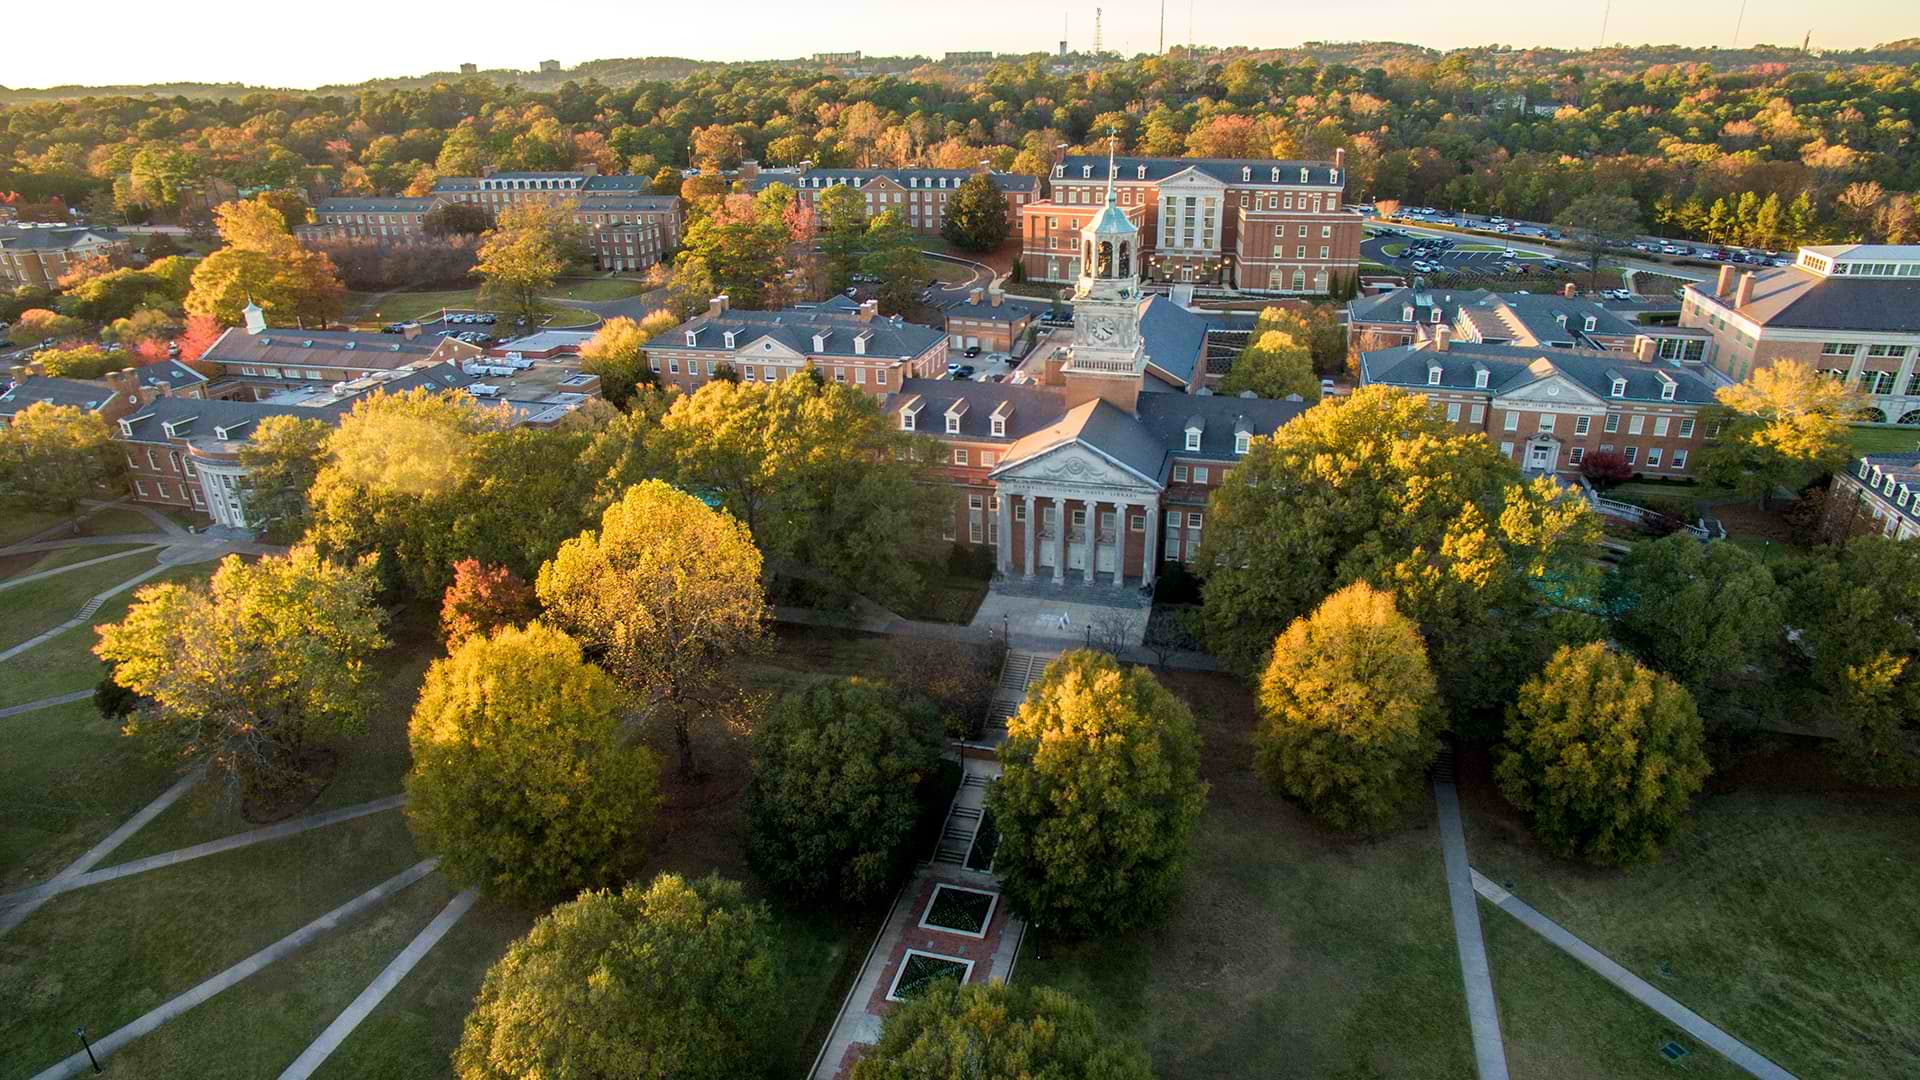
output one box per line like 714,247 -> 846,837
1019,672 -> 1475,1079
1459,754 -> 1920,1080
0,561 -> 216,710
1482,902 -> 1751,1080
1846,425 -> 1920,456
0,550 -> 162,652
345,278 -> 635,325
0,542 -> 152,583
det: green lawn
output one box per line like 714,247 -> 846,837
1846,425 -> 1920,456
1481,901 -> 1751,1080
0,699 -> 181,890
737,625 -> 898,697
0,561 -> 216,710
893,576 -> 989,624
0,550 -> 162,652
0,542 -> 152,583
345,289 -> 488,324
545,276 -> 646,302
0,506 -> 65,545
1019,672 -> 1474,1079
1461,774 -> 1920,1079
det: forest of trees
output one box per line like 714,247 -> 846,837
2,43 -> 1915,247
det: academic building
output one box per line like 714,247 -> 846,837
0,224 -> 132,289
1018,150 -> 1361,295
749,165 -> 1041,237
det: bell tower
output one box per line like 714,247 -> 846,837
1063,131 -> 1146,414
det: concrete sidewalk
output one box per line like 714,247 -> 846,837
1434,772 -> 1511,1080
0,544 -> 163,591
0,689 -> 94,718
1473,870 -> 1798,1080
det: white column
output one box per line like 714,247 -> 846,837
1022,494 -> 1036,578
1052,495 -> 1067,584
1083,499 -> 1098,584
1142,501 -> 1159,588
997,490 -> 1012,574
1118,502 -> 1132,587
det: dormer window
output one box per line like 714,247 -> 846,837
1611,378 -> 1627,398
1241,166 -> 1251,181
1402,304 -> 1415,322
1184,426 -> 1202,451
1428,365 -> 1443,386
1053,164 -> 1064,177
1082,165 -> 1092,178
1430,308 -> 1441,324
946,414 -> 960,435
1234,431 -> 1250,455
991,417 -> 1005,437
118,419 -> 133,436
1583,315 -> 1598,332
685,330 -> 699,346
1136,164 -> 1146,179
1474,366 -> 1489,389
1300,167 -> 1310,182
1659,380 -> 1677,402
1330,169 -> 1340,184
723,331 -> 737,348
1270,167 -> 1280,182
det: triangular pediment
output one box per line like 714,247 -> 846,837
991,439 -> 1161,491
1158,167 -> 1226,191
1495,365 -> 1607,408
739,335 -> 807,361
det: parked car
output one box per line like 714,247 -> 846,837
964,345 -> 982,358
1502,248 -> 1518,259
953,365 -> 975,379
479,314 -> 496,325
381,323 -> 406,334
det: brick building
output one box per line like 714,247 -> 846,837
1019,151 -> 1359,295
0,224 -> 132,288
939,288 -> 1050,353
1348,284 -> 1712,363
1359,332 -> 1721,478
1829,453 -> 1920,540
645,295 -> 949,396
1681,246 -> 1920,426
752,166 -> 1040,237
307,197 -> 438,241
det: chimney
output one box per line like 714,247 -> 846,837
401,322 -> 421,340
969,287 -> 984,305
857,299 -> 878,322
1634,336 -> 1656,363
739,159 -> 759,182
103,367 -> 139,396
1561,282 -> 1577,299
1434,325 -> 1451,352
1334,147 -> 1346,171
1734,272 -> 1755,308
989,288 -> 1003,308
706,294 -> 730,318
1715,264 -> 1735,296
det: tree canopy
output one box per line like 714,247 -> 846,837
405,621 -> 658,903
939,173 -> 1010,252
472,199 -> 586,322
1498,643 -> 1712,866
988,650 -> 1207,936
237,414 -> 334,544
0,401 -> 122,527
184,196 -> 343,327
851,981 -> 1154,1080
1606,535 -> 1781,693
1703,361 -> 1866,505
454,873 -> 781,1080
1255,582 -> 1443,831
1217,327 -> 1320,401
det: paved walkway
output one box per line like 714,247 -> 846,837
0,561 -> 173,663
277,886 -> 480,1080
0,689 -> 93,718
0,766 -> 206,937
1472,871 -> 1798,1080
27,858 -> 440,1080
1433,762 -> 1511,1080
0,794 -> 407,910
0,544 -> 163,591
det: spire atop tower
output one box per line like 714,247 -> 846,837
1104,126 -> 1118,207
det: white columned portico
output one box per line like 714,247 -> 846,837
997,491 -> 1013,574
1053,496 -> 1067,583
1142,503 -> 1159,587
1022,494 -> 1036,578
1083,499 -> 1098,584
1117,502 -> 1131,586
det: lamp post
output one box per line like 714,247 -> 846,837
75,1028 -> 101,1073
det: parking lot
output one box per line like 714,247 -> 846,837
1364,232 -> 1572,284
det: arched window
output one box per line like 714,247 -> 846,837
1097,241 -> 1113,277
1119,242 -> 1131,277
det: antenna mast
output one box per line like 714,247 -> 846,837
1159,0 -> 1166,54
1094,7 -> 1103,57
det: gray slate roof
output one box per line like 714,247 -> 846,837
315,197 -> 437,213
581,175 -> 654,192
652,307 -> 946,362
0,225 -> 125,251
202,327 -> 448,371
758,168 -> 1039,194
1057,155 -> 1343,187
0,375 -> 114,418
1137,298 -> 1258,388
575,195 -> 679,213
1690,268 -> 1920,333
1348,286 -> 1494,326
888,378 -> 1070,443
1360,341 -> 1718,405
1851,452 -> 1920,529
137,360 -> 208,391
939,292 -> 1050,324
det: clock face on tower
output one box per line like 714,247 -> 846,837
1090,316 -> 1117,343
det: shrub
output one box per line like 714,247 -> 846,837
93,676 -> 141,719
745,677 -> 943,902
988,650 -> 1207,935
1580,449 -> 1634,489
1497,643 -> 1711,865
405,622 -> 659,902
454,874 -> 781,1080
1254,582 -> 1443,831
889,634 -> 1003,740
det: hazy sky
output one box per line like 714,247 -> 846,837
6,1 -> 1910,90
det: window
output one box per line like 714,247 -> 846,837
1071,509 -> 1087,528
1821,342 -> 1857,357
1647,447 -> 1663,468
1604,413 -> 1620,433
1569,447 -> 1586,465
1428,367 -> 1443,386
1653,417 -> 1670,437
1623,446 -> 1638,465
1469,404 -> 1485,424
1539,414 -> 1555,433
1193,467 -> 1209,484
991,417 -> 1005,437
946,415 -> 959,434
1013,501 -> 1027,521
1445,402 -> 1462,423
1574,416 -> 1591,436
1610,378 -> 1627,397
981,451 -> 994,467
901,412 -> 915,431
1678,417 -> 1695,439
146,448 -> 158,469
134,480 -> 148,497
1234,431 -> 1250,454
1187,512 -> 1203,528
1628,415 -> 1645,435
1173,465 -> 1189,483
1184,430 -> 1200,451
1500,441 -> 1514,457
953,449 -> 968,466
1166,510 -> 1180,529
1672,449 -> 1688,470
1503,411 -> 1520,432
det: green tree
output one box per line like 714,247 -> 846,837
184,199 -> 343,327
422,201 -> 494,237
746,677 -> 943,903
939,173 -> 1010,252
405,622 -> 659,903
237,415 -> 332,544
536,480 -> 767,776
34,345 -> 120,380
851,981 -> 1154,1080
1199,386 -> 1603,716
1497,643 -> 1711,866
453,873 -> 781,1080
988,650 -> 1208,936
0,402 -> 122,530
1703,361 -> 1865,507
1217,328 -> 1319,401
674,197 -> 789,310
1606,535 -> 1781,692
473,200 -> 586,323
578,314 -> 660,409
1254,582 -> 1443,831
815,184 -> 868,293
860,210 -> 925,316
1781,536 -> 1920,785
94,548 -> 389,799
1553,191 -> 1641,290
8,308 -> 87,346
